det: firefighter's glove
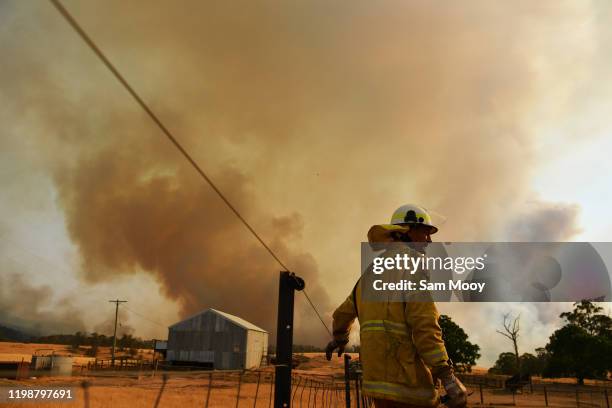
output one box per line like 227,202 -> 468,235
325,339 -> 347,360
434,366 -> 467,408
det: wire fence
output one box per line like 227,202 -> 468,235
459,374 -> 612,408
459,374 -> 612,392
66,369 -> 367,408
4,365 -> 611,407
45,370 -> 609,408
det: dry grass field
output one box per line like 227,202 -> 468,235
0,342 -> 74,364
0,347 -> 610,407
0,342 -> 154,367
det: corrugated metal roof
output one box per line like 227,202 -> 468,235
169,308 -> 268,333
210,309 -> 268,333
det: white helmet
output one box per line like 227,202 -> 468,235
390,204 -> 438,234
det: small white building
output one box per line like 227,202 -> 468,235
167,308 -> 268,370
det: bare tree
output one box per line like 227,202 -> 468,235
497,313 -> 521,373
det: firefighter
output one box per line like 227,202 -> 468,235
326,204 -> 467,408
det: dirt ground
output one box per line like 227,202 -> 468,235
1,372 -> 601,408
0,349 -> 609,407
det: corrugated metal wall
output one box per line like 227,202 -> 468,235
245,330 -> 268,369
167,311 -> 254,370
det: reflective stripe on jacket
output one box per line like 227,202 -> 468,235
332,246 -> 449,406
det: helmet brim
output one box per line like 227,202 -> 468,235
392,222 -> 438,235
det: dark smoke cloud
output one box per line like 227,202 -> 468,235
0,273 -> 85,336
49,134 -> 330,343
2,0 -> 331,342
93,308 -> 135,337
505,201 -> 582,241
1,0 -> 604,346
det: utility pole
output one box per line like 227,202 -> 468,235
109,299 -> 127,367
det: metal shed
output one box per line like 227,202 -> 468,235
166,308 -> 268,370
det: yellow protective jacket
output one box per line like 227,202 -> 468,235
332,241 -> 449,406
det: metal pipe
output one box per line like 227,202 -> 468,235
274,271 -> 305,408
354,374 -> 361,408
344,354 -> 351,408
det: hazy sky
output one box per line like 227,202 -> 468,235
1,0 -> 612,366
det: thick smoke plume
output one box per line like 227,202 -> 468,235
506,201 -> 582,241
55,148 -> 329,342
0,273 -> 85,336
1,1 -> 603,346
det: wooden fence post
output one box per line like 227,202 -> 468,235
576,388 -> 580,407
544,386 -> 548,407
235,372 -> 243,408
205,372 -> 213,408
153,374 -> 168,408
254,371 -> 262,408
269,373 -> 275,408
81,381 -> 90,408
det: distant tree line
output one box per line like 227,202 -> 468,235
0,325 -> 32,342
292,344 -> 324,352
32,332 -> 153,357
268,344 -> 325,353
489,301 -> 612,384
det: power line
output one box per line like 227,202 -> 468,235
301,290 -> 331,337
47,0 -> 288,273
123,306 -> 169,329
48,0 -> 332,337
